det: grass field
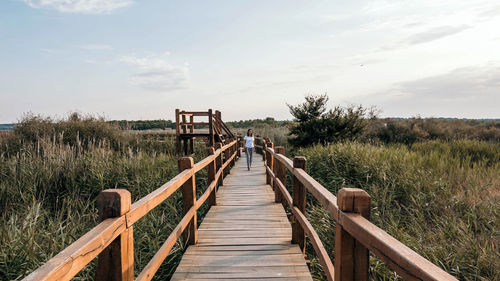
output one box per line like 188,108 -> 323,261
296,140 -> 499,281
0,117 -> 210,280
1,116 -> 498,280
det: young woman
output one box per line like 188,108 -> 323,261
243,129 -> 254,171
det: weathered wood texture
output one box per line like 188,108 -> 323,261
96,189 -> 134,281
179,157 -> 197,245
335,188 -> 370,281
171,153 -> 313,281
292,156 -> 306,254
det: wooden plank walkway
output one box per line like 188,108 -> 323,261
171,153 -> 313,281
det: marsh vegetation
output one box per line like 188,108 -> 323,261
0,109 -> 498,280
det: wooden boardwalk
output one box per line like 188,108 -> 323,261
171,154 -> 313,281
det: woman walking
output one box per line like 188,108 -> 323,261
243,129 -> 254,171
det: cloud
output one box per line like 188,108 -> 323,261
120,53 -> 189,91
22,0 -> 133,14
478,5 -> 500,20
79,44 -> 113,50
406,25 -> 470,45
358,64 -> 500,117
394,64 -> 500,100
378,25 -> 471,51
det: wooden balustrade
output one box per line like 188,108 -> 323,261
260,140 -> 458,281
23,139 -> 239,281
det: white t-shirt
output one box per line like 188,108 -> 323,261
244,136 -> 254,148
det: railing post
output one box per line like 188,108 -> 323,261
175,109 -> 181,155
224,142 -> 230,175
207,147 -> 217,207
233,139 -> 237,163
229,139 -> 234,169
216,142 -> 223,187
208,109 -> 214,147
182,114 -> 188,155
292,156 -> 306,254
261,139 -> 266,161
335,188 -> 371,281
237,136 -> 241,157
95,189 -> 134,281
178,157 -> 197,245
274,146 -> 285,205
266,142 -> 274,186
189,115 -> 194,154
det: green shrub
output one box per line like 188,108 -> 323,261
287,94 -> 370,147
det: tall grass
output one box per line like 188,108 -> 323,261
297,141 -> 499,280
0,115 -> 211,280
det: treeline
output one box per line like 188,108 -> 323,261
226,117 -> 293,129
365,117 -> 500,144
110,119 -> 175,130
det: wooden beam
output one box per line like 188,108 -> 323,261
216,142 -> 223,187
274,146 -> 285,206
207,147 -> 217,207
175,109 -> 181,155
22,217 -> 126,281
208,109 -> 214,146
96,189 -> 134,281
292,206 -> 335,281
179,157 -> 197,245
335,188 -> 370,281
292,156 -> 307,254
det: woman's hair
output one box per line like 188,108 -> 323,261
247,129 -> 253,136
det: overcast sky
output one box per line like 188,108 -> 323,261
1,0 -> 499,122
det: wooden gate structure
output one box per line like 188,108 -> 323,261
175,109 -> 234,155
23,111 -> 459,281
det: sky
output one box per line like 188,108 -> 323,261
0,0 -> 499,123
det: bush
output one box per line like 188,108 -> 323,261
287,94 -> 370,147
365,118 -> 500,144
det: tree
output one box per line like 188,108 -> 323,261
287,94 -> 369,147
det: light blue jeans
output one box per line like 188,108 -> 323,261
245,147 -> 253,168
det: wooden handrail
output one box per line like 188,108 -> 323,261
24,138 -> 240,281
136,206 -> 196,281
179,111 -> 210,116
292,206 -> 335,281
262,144 -> 458,281
23,217 -> 126,281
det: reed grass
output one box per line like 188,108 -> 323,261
297,141 -> 499,281
0,128 -> 209,280
1,114 -> 498,281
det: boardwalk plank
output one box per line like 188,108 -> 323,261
171,153 -> 313,281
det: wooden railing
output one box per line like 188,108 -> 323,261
175,109 -> 234,155
23,139 -> 240,281
257,137 -> 458,281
